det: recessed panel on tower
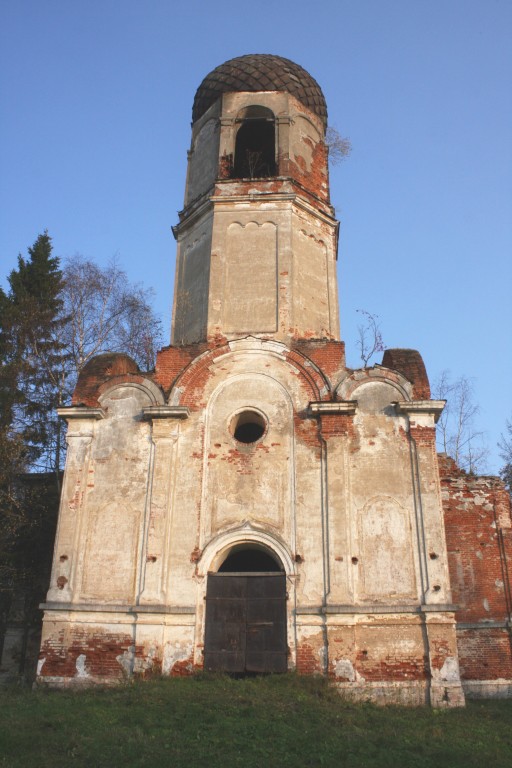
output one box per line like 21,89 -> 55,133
222,221 -> 277,334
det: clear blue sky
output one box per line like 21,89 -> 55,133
1,0 -> 511,473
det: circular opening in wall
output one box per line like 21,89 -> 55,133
230,410 -> 267,444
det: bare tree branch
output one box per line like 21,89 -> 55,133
433,371 -> 488,474
498,418 -> 512,493
326,126 -> 352,166
356,309 -> 385,368
60,255 -> 163,397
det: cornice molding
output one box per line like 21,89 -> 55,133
57,407 -> 105,420
142,406 -> 190,420
394,400 -> 446,423
309,400 -> 357,416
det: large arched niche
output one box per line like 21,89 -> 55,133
200,371 -> 296,540
76,379 -> 163,606
93,380 -> 163,463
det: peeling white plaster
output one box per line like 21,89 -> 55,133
133,645 -> 159,675
36,657 -> 45,675
75,654 -> 89,678
483,598 -> 490,612
162,642 -> 194,676
335,659 -> 356,681
334,659 -> 365,683
116,646 -> 135,676
437,657 -> 460,683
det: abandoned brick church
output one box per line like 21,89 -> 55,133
37,55 -> 512,705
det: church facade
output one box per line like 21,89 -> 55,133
37,55 -> 512,705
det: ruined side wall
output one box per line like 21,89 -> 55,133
440,455 -> 512,697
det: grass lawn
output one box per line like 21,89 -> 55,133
0,675 -> 511,767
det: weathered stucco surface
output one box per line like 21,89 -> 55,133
37,55 -> 511,705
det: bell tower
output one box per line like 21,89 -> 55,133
171,54 -> 340,346
39,52 -> 504,708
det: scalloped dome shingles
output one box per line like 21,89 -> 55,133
192,54 -> 327,127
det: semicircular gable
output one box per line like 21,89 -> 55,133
168,338 -> 331,408
335,366 -> 412,403
98,377 -> 164,409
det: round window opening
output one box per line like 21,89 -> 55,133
230,410 -> 267,444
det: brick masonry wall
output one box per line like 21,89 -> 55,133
440,454 -> 512,682
282,138 -> 330,205
292,340 -> 345,384
72,353 -> 141,406
39,627 -> 137,681
381,348 -> 430,399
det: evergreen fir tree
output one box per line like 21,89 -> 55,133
2,232 -> 69,485
0,236 -> 66,662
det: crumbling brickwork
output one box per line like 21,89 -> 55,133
440,455 -> 512,696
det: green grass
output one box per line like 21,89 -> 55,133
0,675 -> 511,767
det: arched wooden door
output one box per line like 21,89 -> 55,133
204,548 -> 287,674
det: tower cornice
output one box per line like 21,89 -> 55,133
174,186 -> 338,239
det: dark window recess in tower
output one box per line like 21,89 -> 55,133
233,106 -> 276,179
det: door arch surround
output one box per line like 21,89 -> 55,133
203,541 -> 289,674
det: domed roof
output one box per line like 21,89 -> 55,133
192,54 -> 327,127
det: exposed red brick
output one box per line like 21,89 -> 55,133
218,152 -> 233,179
355,655 -> 429,682
282,137 -> 330,204
319,414 -> 356,440
165,341 -> 331,414
213,175 -> 334,218
457,628 -> 512,681
169,656 -> 199,677
72,353 -> 140,406
39,628 -> 136,680
292,340 -> 345,382
408,425 -> 436,447
293,411 -> 321,452
154,342 -> 210,394
440,454 -> 512,680
381,349 -> 430,399
296,642 -> 324,674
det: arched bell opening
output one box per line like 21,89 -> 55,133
233,106 -> 276,179
204,543 -> 287,674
